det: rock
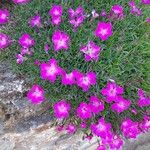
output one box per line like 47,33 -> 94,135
0,123 -> 98,150
0,61 -> 49,131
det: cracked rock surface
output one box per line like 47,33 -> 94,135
0,62 -> 150,150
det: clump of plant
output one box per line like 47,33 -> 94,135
0,0 -> 150,149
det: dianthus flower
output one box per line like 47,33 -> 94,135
141,0 -> 150,4
0,9 -> 9,24
90,118 -> 112,138
19,33 -> 35,48
100,10 -> 107,17
76,102 -> 92,119
0,33 -> 11,49
52,30 -> 70,51
61,70 -> 76,85
111,5 -> 124,20
20,47 -> 32,55
16,54 -> 25,64
44,44 -> 50,53
40,58 -> 62,83
112,5 -> 124,15
56,125 -> 64,132
121,118 -> 141,139
91,9 -> 99,18
80,41 -> 101,61
29,15 -> 42,28
96,145 -> 106,150
66,123 -> 76,134
147,18 -> 150,23
49,5 -> 63,17
49,5 -> 63,26
80,122 -> 87,129
51,16 -> 62,26
94,22 -> 113,41
137,89 -> 150,107
27,84 -> 45,104
128,1 -> 142,16
101,81 -> 124,103
68,6 -> 85,31
74,70 -> 96,92
89,96 -> 104,114
111,96 -> 131,114
140,116 -> 150,132
13,0 -> 31,4
109,135 -> 124,150
53,100 -> 71,119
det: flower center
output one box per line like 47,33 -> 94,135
57,39 -> 65,47
24,38 -> 32,45
97,123 -> 106,131
54,10 -> 60,16
32,88 -> 42,98
100,29 -> 108,36
46,65 -> 57,76
82,77 -> 90,85
1,13 -> 7,19
58,105 -> 67,113
0,37 -> 6,45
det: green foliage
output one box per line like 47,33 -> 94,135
1,0 -> 150,129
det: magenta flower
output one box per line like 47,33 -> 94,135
96,145 -> 106,150
16,54 -> 24,64
51,16 -> 61,26
13,0 -> 31,4
66,123 -> 76,134
27,84 -> 45,104
90,118 -> 112,138
61,70 -> 75,85
94,22 -> 113,41
80,41 -> 101,61
74,70 -> 96,92
52,30 -> 70,51
0,9 -> 9,24
137,89 -> 150,107
56,125 -> 64,132
76,102 -> 92,120
141,0 -> 150,4
20,47 -> 32,55
100,10 -> 107,17
40,58 -> 62,83
140,116 -> 150,132
68,6 -> 85,31
128,1 -> 142,16
29,15 -> 42,28
44,44 -> 50,53
19,33 -> 35,48
53,100 -> 71,119
68,6 -> 84,18
34,60 -> 41,66
49,5 -> 63,17
89,96 -> 104,114
109,135 -> 124,150
0,33 -> 11,49
111,96 -> 131,114
110,4 -> 124,20
101,81 -> 124,103
112,5 -> 124,15
147,18 -> 150,23
80,122 -> 87,129
69,16 -> 84,30
91,10 -> 99,18
121,118 -> 141,139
